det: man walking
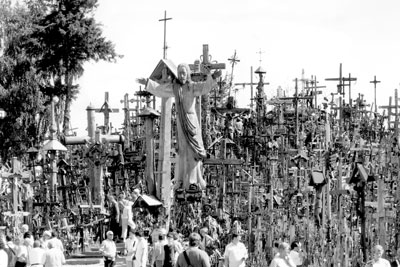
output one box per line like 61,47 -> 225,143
223,233 -> 248,267
176,233 -> 210,267
100,231 -> 117,267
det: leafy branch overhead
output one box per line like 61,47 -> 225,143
0,0 -> 121,160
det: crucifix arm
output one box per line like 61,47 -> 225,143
193,74 -> 217,97
146,79 -> 174,98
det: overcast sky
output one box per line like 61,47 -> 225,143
71,0 -> 400,135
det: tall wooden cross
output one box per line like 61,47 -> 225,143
227,50 -> 240,88
159,11 -> 172,59
325,63 -> 357,105
120,93 -> 137,148
370,76 -> 381,112
379,89 -> 399,133
304,76 -> 326,108
235,66 -> 268,110
95,92 -> 119,134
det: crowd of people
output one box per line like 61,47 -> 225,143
0,224 -> 65,267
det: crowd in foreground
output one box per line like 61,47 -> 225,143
0,224 -> 65,267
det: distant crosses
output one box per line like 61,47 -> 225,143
95,92 -> 119,134
370,76 -> 381,112
159,10 -> 172,59
325,63 -> 357,105
304,75 -> 326,108
234,66 -> 258,110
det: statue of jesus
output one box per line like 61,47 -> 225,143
137,63 -> 221,189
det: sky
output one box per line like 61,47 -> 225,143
71,0 -> 400,135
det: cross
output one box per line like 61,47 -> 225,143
95,92 -> 119,134
256,48 -> 265,65
228,50 -> 240,87
159,10 -> 172,59
379,89 -> 399,133
370,76 -> 381,112
280,78 -> 314,147
304,75 -> 326,108
120,93 -> 137,147
234,66 -> 259,109
0,157 -> 30,216
325,63 -> 357,105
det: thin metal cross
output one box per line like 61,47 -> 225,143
256,49 -> 265,65
159,11 -> 172,59
370,76 -> 381,112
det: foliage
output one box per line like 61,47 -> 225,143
0,0 -> 120,161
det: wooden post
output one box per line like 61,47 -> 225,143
370,76 -> 381,113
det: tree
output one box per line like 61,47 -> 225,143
27,0 -> 120,135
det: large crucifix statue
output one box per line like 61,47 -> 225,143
137,53 -> 222,190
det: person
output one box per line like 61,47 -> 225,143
15,234 -> 32,267
108,195 -> 121,240
27,240 -> 45,267
124,230 -> 137,267
41,231 -> 51,250
173,232 -> 183,263
152,234 -> 168,267
120,193 -> 136,241
223,233 -> 248,267
19,225 -> 34,245
288,241 -> 304,266
391,248 -> 400,267
163,232 -> 178,267
199,228 -> 214,255
138,64 -> 222,189
48,231 -> 64,253
99,231 -> 117,267
0,238 -> 9,267
43,241 -> 65,267
269,242 -> 295,267
366,245 -> 390,267
133,231 -> 149,267
176,232 -> 210,267
5,235 -> 17,267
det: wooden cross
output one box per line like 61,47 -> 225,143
159,10 -> 172,59
0,157 -> 30,216
280,78 -> 314,147
120,93 -> 137,148
370,76 -> 381,112
304,75 -> 326,108
235,66 -> 269,110
325,63 -> 357,105
95,92 -> 119,134
227,50 -> 240,87
379,89 -> 399,133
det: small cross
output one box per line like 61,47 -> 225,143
369,76 -> 381,112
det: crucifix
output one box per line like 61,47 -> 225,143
370,76 -> 381,113
95,92 -> 119,134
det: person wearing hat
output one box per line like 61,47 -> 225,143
40,231 -> 51,250
100,231 -> 117,267
223,233 -> 248,267
176,232 -> 210,267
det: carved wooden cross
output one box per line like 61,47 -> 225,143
379,89 -> 398,133
1,157 -> 30,215
325,63 -> 357,105
95,92 -> 119,134
370,76 -> 381,112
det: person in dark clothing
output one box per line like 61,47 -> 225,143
108,195 -> 121,241
176,232 -> 210,267
163,233 -> 176,267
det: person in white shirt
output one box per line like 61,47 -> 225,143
288,241 -> 304,266
269,242 -> 295,267
366,245 -> 390,267
43,241 -> 65,267
133,231 -> 148,267
124,230 -> 138,267
0,238 -> 9,267
40,231 -> 51,250
48,231 -> 64,253
223,233 -> 248,267
27,241 -> 45,267
120,195 -> 136,241
100,231 -> 117,267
